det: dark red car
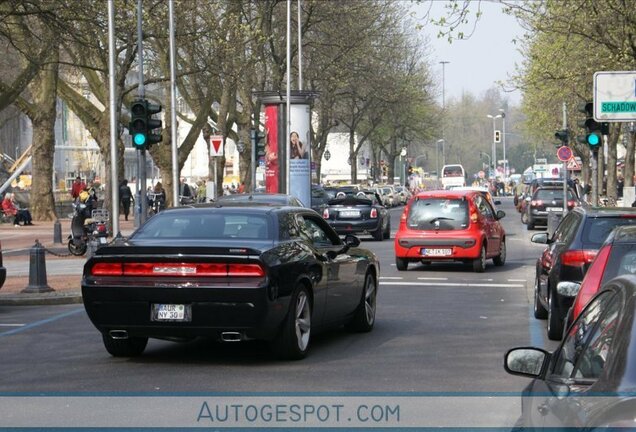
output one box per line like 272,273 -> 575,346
394,190 -> 506,272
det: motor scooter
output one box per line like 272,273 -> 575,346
68,203 -> 110,256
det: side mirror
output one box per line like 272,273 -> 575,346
504,347 -> 549,378
344,234 -> 360,247
531,232 -> 550,244
557,281 -> 582,298
496,210 -> 506,220
525,197 -> 531,202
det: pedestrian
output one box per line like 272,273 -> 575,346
119,179 -> 133,221
2,192 -> 33,226
617,175 -> 624,198
70,176 -> 86,201
196,180 -> 207,203
238,181 -> 246,194
179,177 -> 192,202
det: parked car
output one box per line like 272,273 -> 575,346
393,186 -> 411,205
321,190 -> 390,241
310,185 -> 330,213
213,193 -> 304,207
531,206 -> 636,340
560,224 -> 636,328
526,186 -> 579,230
394,190 -> 506,272
504,275 -> 636,429
0,240 -> 5,290
82,205 -> 379,360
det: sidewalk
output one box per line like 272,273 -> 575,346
0,217 -> 137,305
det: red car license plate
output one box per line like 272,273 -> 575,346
421,248 -> 452,257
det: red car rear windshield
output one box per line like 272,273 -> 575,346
407,198 -> 468,231
601,244 -> 636,285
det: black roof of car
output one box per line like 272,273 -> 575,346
572,206 -> 636,217
212,193 -> 304,206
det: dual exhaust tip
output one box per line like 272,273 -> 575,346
108,330 -> 244,343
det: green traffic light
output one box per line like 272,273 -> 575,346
587,133 -> 600,146
133,133 -> 146,146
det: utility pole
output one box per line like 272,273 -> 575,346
562,102 -> 568,214
440,61 -> 449,166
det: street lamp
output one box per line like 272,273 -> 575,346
499,108 -> 507,178
440,61 -> 449,166
487,114 -> 502,178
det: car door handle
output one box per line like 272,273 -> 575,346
537,403 -> 549,416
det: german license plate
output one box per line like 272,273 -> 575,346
547,207 -> 562,212
339,210 -> 360,218
152,304 -> 189,321
421,248 -> 452,257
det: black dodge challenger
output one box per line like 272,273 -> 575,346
82,204 -> 379,360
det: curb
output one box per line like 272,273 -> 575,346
0,292 -> 82,306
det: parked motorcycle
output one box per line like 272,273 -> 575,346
67,203 -> 110,256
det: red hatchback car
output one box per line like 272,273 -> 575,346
394,190 -> 506,272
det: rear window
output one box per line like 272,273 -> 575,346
581,217 -> 636,248
602,244 -> 636,283
407,198 -> 468,231
134,213 -> 271,240
535,188 -> 576,201
443,166 -> 464,177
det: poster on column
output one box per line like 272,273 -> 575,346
289,104 -> 311,207
264,105 -> 279,193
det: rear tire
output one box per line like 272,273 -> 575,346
272,286 -> 312,360
348,273 -> 377,332
547,292 -> 564,340
521,212 -> 528,225
493,238 -> 506,266
102,333 -> 148,357
383,219 -> 391,239
68,239 -> 87,256
396,257 -> 408,271
472,245 -> 486,273
372,224 -> 384,241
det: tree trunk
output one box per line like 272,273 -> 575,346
606,125 -> 619,199
597,147 -> 605,196
29,47 -> 59,221
349,129 -> 357,183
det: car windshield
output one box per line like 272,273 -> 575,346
406,198 -> 468,231
134,212 -> 271,240
535,188 -> 576,201
581,217 -> 636,248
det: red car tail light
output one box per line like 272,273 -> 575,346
531,200 -> 543,206
568,200 -> 577,207
370,208 -> 378,218
90,262 -> 123,276
228,263 -> 266,277
572,244 -> 611,319
561,249 -> 597,267
322,208 -> 329,219
90,262 -> 265,277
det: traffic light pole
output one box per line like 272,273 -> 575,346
136,0 -> 147,224
591,150 -> 598,206
562,102 -> 568,215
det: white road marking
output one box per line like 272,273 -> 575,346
508,279 -> 527,282
379,277 -> 403,280
380,281 -> 524,288
417,277 -> 448,281
0,324 -> 26,327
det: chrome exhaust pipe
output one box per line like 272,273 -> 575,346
220,332 -> 242,342
109,330 -> 129,340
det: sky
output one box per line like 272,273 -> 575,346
416,1 -> 526,107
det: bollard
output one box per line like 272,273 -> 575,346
53,219 -> 62,244
21,240 -> 54,293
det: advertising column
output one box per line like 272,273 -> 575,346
259,91 -> 316,207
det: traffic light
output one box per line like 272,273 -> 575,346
255,130 -> 266,157
407,165 -> 413,175
128,99 -> 162,150
145,101 -> 162,146
494,130 -> 501,143
129,99 -> 148,149
554,129 -> 569,146
576,101 -> 601,150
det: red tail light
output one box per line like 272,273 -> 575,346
96,224 -> 108,233
573,244 -> 611,319
370,208 -> 378,218
568,200 -> 577,207
531,200 -> 543,206
322,208 -> 329,219
561,249 -> 597,267
90,262 -> 265,277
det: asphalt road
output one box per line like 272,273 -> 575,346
0,197 -> 562,427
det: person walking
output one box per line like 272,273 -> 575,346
119,179 -> 133,221
70,176 -> 86,201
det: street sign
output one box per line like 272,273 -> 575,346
209,135 -> 223,156
535,158 -> 547,164
594,71 -> 636,122
567,158 -> 581,170
557,146 -> 573,162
